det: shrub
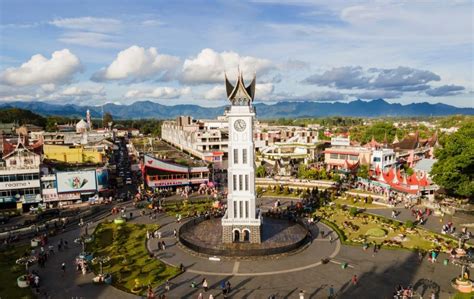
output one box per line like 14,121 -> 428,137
404,220 -> 415,229
283,186 -> 291,195
349,207 -> 359,217
367,196 -> 373,204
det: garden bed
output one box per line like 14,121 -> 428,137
86,222 -> 180,295
0,245 -> 34,299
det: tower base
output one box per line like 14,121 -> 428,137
222,223 -> 261,244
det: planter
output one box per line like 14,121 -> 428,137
31,238 -> 40,248
17,275 -> 29,288
453,278 -> 473,293
114,217 -> 126,225
131,286 -> 143,294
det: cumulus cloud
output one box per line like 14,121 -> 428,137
180,48 -> 274,84
0,49 -> 81,87
303,66 -> 440,92
425,84 -> 465,97
49,17 -> 122,33
92,45 -> 180,82
204,86 -> 225,100
125,86 -> 191,99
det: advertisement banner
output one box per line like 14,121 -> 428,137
96,168 -> 109,191
56,170 -> 97,193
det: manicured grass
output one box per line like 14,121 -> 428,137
260,190 -> 302,198
163,199 -> 214,217
0,244 -> 34,299
316,206 -> 457,251
453,292 -> 474,299
87,222 -> 180,295
334,197 -> 386,209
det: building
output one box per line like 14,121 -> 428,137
0,137 -> 42,212
391,132 -> 438,167
323,137 -> 371,172
161,116 -> 228,164
142,154 -> 209,189
371,148 -> 396,172
43,144 -> 108,164
221,72 -> 261,244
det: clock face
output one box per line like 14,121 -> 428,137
234,119 -> 246,132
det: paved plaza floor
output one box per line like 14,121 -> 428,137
23,199 -> 469,299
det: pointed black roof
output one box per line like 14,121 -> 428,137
225,71 -> 256,105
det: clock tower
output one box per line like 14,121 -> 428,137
222,71 -> 262,244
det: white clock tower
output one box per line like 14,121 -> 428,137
222,71 -> 262,244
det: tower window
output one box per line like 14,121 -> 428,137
233,148 -> 238,164
245,175 -> 249,191
233,175 -> 237,191
242,149 -> 247,164
239,201 -> 243,218
233,201 -> 237,218
239,174 -> 243,190
245,201 -> 249,218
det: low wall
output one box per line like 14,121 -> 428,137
178,216 -> 311,257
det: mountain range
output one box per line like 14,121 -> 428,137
0,99 -> 472,119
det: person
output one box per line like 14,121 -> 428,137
391,210 -> 397,218
61,262 -> 66,275
129,212 -> 133,219
161,241 -> 166,250
328,285 -> 335,298
430,292 -> 436,299
164,280 -> 170,291
299,289 -> 305,299
351,274 -> 358,286
202,278 -> 208,291
173,229 -> 177,238
226,280 -> 231,293
34,275 -> 40,288
209,294 -> 214,299
197,293 -> 203,299
179,263 -> 185,272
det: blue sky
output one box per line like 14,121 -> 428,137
0,0 -> 472,107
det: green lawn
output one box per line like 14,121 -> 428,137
453,292 -> 474,299
162,199 -> 214,217
260,190 -> 302,198
87,222 -> 180,295
316,206 -> 457,251
0,244 -> 34,299
334,197 -> 386,209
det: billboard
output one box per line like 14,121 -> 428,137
56,170 -> 97,193
96,168 -> 109,191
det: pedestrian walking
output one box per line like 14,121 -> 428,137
202,278 -> 208,291
209,294 -> 214,299
61,262 -> 66,276
198,293 -> 203,299
299,289 -> 305,299
158,231 -> 162,239
173,229 -> 177,238
320,231 -> 325,238
351,274 -> 358,286
328,285 -> 335,298
329,233 -> 333,243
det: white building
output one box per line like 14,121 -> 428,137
371,148 -> 396,172
0,139 -> 42,211
221,72 -> 261,244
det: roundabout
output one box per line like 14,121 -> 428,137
149,218 -> 342,277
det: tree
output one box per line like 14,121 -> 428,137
256,165 -> 266,178
431,122 -> 474,199
357,165 -> 369,179
103,112 -> 113,128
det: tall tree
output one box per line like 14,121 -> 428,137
431,122 -> 474,199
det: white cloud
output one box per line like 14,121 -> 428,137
125,86 -> 191,99
181,48 -> 274,84
141,20 -> 163,27
204,86 -> 225,100
58,31 -> 122,48
61,85 -> 105,97
0,49 -> 81,87
92,45 -> 180,82
49,17 -> 122,33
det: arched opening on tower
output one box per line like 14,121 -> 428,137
243,229 -> 250,242
233,230 -> 240,242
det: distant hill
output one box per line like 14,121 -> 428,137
0,99 -> 472,120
